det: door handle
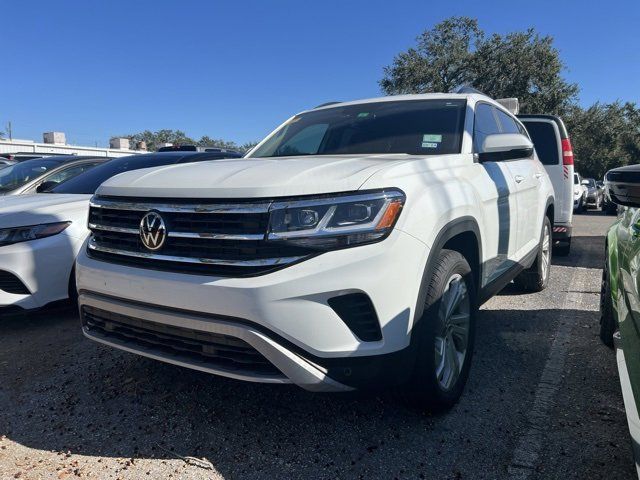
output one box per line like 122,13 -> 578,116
514,175 -> 525,183
535,172 -> 543,178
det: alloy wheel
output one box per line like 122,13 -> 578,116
541,223 -> 550,282
434,274 -> 471,391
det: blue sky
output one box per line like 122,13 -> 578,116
3,0 -> 639,147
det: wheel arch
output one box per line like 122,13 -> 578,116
413,216 -> 482,325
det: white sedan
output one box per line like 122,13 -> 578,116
0,150 -> 242,313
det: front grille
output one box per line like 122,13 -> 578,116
87,196 -> 316,276
82,305 -> 283,377
0,270 -> 30,295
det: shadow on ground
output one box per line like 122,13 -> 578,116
0,302 -> 625,479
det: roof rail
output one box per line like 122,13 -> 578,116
453,85 -> 486,96
314,101 -> 342,109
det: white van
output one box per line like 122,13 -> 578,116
518,115 -> 575,256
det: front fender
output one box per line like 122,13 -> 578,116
607,223 -> 621,321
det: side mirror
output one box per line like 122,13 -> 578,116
478,134 -> 534,162
36,180 -> 58,193
606,166 -> 640,208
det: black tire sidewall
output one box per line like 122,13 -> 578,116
406,250 -> 477,409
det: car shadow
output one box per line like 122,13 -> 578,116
0,303 -> 622,479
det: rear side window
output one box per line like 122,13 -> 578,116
521,121 -> 560,166
495,110 -> 520,134
473,103 -> 501,152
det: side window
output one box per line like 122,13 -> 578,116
495,110 -> 520,134
274,123 -> 329,156
473,103 -> 500,153
45,163 -> 97,185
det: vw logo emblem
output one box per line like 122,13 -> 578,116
139,211 -> 167,251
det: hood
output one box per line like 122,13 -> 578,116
96,155 -> 414,198
0,193 -> 91,228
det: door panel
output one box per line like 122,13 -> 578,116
504,159 -> 542,257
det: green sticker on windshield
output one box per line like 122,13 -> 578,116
423,134 -> 442,143
357,112 -> 370,118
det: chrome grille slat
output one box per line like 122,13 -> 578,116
89,198 -> 271,214
87,241 -> 305,267
87,196 -> 316,276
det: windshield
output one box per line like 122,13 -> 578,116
250,99 -> 467,158
585,178 -> 596,187
0,158 -> 62,193
51,155 -> 183,194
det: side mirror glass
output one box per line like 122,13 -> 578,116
606,166 -> 640,208
478,133 -> 534,162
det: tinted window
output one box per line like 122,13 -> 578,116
251,100 -> 467,157
0,158 -> 63,193
44,162 -> 100,185
473,103 -> 501,152
495,110 -> 520,134
522,121 -> 560,166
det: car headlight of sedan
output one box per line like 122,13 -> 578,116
267,190 -> 405,249
0,221 -> 71,247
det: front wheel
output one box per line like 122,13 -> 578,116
401,249 -> 476,411
514,216 -> 552,292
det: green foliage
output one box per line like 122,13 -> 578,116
123,129 -> 257,153
380,17 -> 578,115
381,16 -> 640,174
565,102 -> 640,178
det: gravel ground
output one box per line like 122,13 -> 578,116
0,210 -> 634,479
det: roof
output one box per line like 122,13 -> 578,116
123,151 -> 243,162
311,93 -> 491,112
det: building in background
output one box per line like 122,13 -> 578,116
0,132 -> 144,160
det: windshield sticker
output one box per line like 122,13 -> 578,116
421,142 -> 439,149
357,112 -> 370,118
423,134 -> 442,143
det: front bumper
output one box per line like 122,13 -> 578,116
76,229 -> 428,390
0,232 -> 83,311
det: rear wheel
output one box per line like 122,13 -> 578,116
514,216 -> 552,292
401,249 -> 476,411
600,253 -> 616,348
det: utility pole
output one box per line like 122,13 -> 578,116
6,121 -> 12,141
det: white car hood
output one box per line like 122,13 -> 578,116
0,194 -> 91,228
96,155 -> 413,198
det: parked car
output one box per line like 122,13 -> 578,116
0,151 -> 242,313
573,172 -> 588,213
518,114 -> 574,255
600,164 -> 640,475
0,159 -> 14,170
582,177 -> 603,209
76,92 -> 555,410
0,156 -> 106,196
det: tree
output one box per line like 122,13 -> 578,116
380,17 -> 578,115
380,17 -> 482,95
125,129 -> 195,151
565,102 -> 640,178
123,129 -> 258,153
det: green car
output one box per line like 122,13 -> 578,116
601,164 -> 640,476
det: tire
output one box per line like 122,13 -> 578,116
514,216 -> 552,292
600,253 -> 616,348
554,237 -> 571,257
401,249 -> 476,411
68,265 -> 79,307
575,198 -> 583,214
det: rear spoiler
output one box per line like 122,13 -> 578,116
495,98 -> 519,115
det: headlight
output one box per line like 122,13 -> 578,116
0,221 -> 71,247
267,190 -> 405,249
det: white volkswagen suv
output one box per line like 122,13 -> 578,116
76,92 -> 554,409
